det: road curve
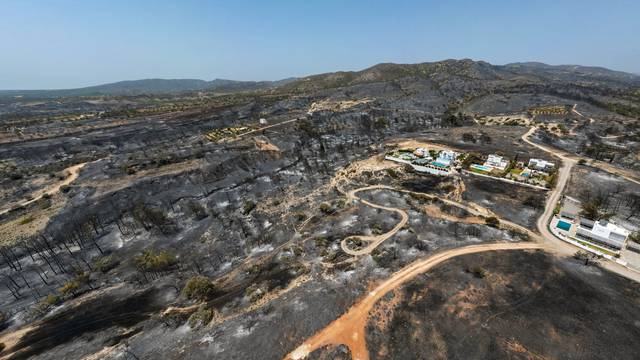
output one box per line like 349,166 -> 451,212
521,127 -> 576,256
340,185 -> 409,256
285,242 -> 544,360
523,127 -> 640,281
339,184 -> 538,256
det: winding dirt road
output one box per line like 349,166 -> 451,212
339,184 -> 539,256
286,124 -> 640,360
286,242 -> 543,360
340,186 -> 409,256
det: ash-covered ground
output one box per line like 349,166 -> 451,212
1,59 -> 640,359
363,250 -> 640,360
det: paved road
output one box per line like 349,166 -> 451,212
523,127 -> 640,281
286,128 -> 640,359
522,126 -> 576,253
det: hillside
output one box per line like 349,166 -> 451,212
279,59 -> 640,93
1,57 -> 640,360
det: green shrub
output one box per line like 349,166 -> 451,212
34,294 -> 61,314
134,250 -> 176,272
470,266 -> 486,278
187,305 -> 215,329
182,276 -> 216,301
59,281 -> 79,296
59,272 -> 90,297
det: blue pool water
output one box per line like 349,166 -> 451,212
556,220 -> 572,231
470,164 -> 492,172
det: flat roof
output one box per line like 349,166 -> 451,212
592,221 -> 630,238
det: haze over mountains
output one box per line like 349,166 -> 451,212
0,78 -> 296,98
1,59 -> 639,99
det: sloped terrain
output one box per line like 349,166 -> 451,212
0,59 -> 639,359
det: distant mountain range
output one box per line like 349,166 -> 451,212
0,78 -> 296,99
2,60 -> 638,99
278,59 -> 640,93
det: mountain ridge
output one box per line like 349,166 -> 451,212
0,78 -> 296,98
2,59 -> 638,99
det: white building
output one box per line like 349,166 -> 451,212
485,154 -> 508,170
414,148 -> 429,158
259,118 -> 268,125
576,219 -> 630,249
435,150 -> 457,167
528,158 -> 554,171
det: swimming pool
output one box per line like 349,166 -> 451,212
556,220 -> 572,231
470,164 -> 492,172
431,161 -> 450,168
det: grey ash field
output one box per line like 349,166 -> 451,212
1,60 -> 640,359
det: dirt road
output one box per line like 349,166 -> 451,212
286,127 -> 640,359
340,185 -> 409,256
0,162 -> 89,216
527,130 -> 576,259
523,127 -> 640,280
285,242 -> 543,360
340,184 -> 539,256
231,117 -> 303,140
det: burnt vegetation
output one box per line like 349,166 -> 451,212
0,59 -> 639,359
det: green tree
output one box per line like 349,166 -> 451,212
182,276 -> 216,301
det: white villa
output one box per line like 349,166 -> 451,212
485,154 -> 508,170
385,149 -> 459,176
414,148 -> 429,158
528,158 -> 554,171
435,150 -> 457,167
576,218 -> 630,249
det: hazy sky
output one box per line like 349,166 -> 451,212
1,0 -> 639,89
